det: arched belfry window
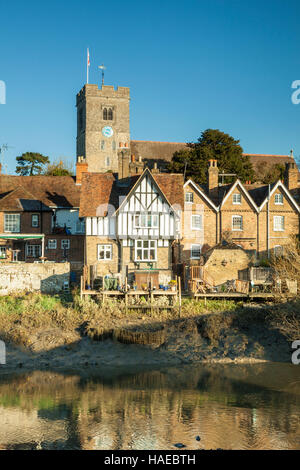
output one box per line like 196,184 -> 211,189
108,108 -> 113,120
103,108 -> 108,120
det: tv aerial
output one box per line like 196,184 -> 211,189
98,64 -> 106,87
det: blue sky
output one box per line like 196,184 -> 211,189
1,0 -> 300,173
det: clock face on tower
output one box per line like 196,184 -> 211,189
102,126 -> 114,138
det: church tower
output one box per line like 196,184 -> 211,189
76,84 -> 130,173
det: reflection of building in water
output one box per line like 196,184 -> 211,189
0,367 -> 300,450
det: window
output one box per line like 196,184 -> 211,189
48,239 -> 57,249
191,244 -> 201,259
233,193 -> 242,204
106,156 -> 110,167
103,108 -> 108,120
274,216 -> 284,231
26,245 -> 41,258
135,240 -> 157,261
232,215 -> 243,231
185,192 -> 194,203
76,219 -> 85,234
108,108 -> 113,120
4,214 -> 20,233
274,245 -> 283,256
97,244 -> 112,260
191,215 -> 202,230
112,141 -> 116,151
134,214 -> 159,228
101,140 -> 105,150
275,193 -> 283,205
61,239 -> 70,250
31,214 -> 39,228
0,246 -> 6,259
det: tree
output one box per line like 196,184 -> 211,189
43,159 -> 74,176
16,152 -> 50,175
256,162 -> 285,184
167,129 -> 255,185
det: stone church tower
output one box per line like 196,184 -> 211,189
76,84 -> 130,173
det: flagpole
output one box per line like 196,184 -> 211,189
87,48 -> 88,84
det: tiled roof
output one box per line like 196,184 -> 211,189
152,173 -> 184,207
130,141 -> 189,164
0,175 -> 81,209
130,141 -> 296,176
79,171 -> 184,217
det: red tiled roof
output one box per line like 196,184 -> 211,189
79,170 -> 184,217
152,173 -> 184,207
0,175 -> 81,209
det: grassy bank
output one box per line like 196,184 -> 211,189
0,291 -> 298,365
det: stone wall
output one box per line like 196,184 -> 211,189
0,262 -> 70,295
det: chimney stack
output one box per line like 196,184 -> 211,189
76,156 -> 88,185
208,159 -> 219,200
284,161 -> 298,192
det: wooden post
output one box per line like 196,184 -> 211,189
150,277 -> 153,315
80,275 -> 83,300
178,275 -> 182,317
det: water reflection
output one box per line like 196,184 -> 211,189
0,363 -> 299,450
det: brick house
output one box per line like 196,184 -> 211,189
0,173 -> 84,272
180,159 -> 300,263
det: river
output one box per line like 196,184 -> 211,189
0,363 -> 299,450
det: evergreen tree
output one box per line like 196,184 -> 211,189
168,129 -> 255,184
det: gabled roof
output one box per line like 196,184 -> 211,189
220,179 -> 259,212
0,186 -> 38,211
0,175 -> 81,209
258,180 -> 300,213
79,172 -> 138,217
114,169 -> 184,216
184,179 -> 219,211
79,169 -> 184,218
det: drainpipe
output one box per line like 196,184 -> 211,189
267,184 -> 270,258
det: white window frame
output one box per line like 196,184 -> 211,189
191,214 -> 203,230
232,215 -> 243,231
134,214 -> 159,229
97,244 -> 112,261
274,193 -> 283,205
185,192 -> 194,203
273,216 -> 284,232
135,240 -> 157,262
61,239 -> 70,250
191,244 -> 201,259
233,193 -> 242,205
4,214 -> 20,233
26,244 -> 41,258
48,239 -> 57,250
31,214 -> 39,227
